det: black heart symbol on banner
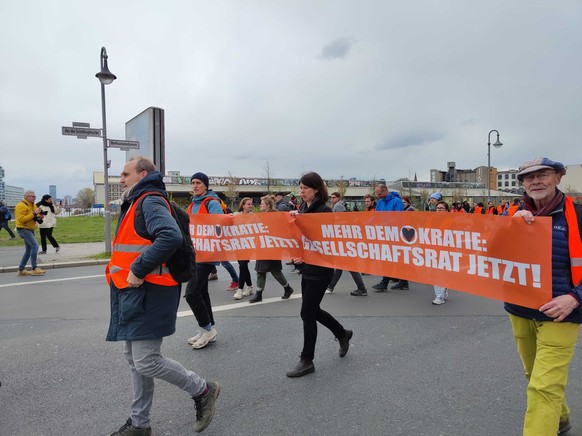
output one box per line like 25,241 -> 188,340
401,227 -> 416,243
215,225 -> 222,237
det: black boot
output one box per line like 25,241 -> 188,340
249,290 -> 263,303
337,329 -> 353,357
286,356 -> 315,378
282,285 -> 294,299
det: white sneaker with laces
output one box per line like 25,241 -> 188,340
242,285 -> 254,296
233,289 -> 244,300
192,328 -> 217,349
326,287 -> 334,294
432,297 -> 445,305
188,329 -> 217,345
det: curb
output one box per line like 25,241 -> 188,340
0,259 -> 110,274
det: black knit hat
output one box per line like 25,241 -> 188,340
190,172 -> 209,188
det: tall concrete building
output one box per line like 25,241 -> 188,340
49,185 -> 57,200
0,166 -> 24,206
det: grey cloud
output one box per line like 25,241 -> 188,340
318,37 -> 357,60
376,130 -> 445,150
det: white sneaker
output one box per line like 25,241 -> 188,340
432,297 -> 445,305
242,285 -> 254,296
192,328 -> 217,349
188,330 -> 217,345
326,287 -> 333,294
233,289 -> 244,300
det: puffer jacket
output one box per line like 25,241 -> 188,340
106,171 -> 183,342
504,197 -> 582,324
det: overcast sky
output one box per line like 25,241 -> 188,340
1,1 -> 581,198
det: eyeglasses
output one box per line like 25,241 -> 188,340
522,170 -> 556,182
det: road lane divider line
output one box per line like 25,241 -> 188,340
177,293 -> 302,317
0,275 -> 103,288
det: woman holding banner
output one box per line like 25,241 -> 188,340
286,172 -> 353,378
233,198 -> 255,300
248,195 -> 295,303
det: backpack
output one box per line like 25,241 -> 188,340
0,205 -> 10,221
136,192 -> 196,283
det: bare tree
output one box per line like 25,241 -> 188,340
224,172 -> 240,210
337,176 -> 348,199
264,161 -> 273,194
76,187 -> 95,209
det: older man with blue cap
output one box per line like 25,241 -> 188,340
508,157 -> 582,435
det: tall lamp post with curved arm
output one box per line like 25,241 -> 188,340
95,47 -> 117,253
487,129 -> 503,202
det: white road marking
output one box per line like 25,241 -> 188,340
177,293 -> 301,317
0,275 -> 103,288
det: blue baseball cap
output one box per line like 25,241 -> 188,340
517,157 -> 566,181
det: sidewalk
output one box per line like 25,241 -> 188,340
0,242 -> 109,273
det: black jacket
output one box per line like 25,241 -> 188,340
298,197 -> 334,281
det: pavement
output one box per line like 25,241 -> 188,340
0,242 -> 109,273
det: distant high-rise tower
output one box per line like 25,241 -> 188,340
49,185 -> 57,200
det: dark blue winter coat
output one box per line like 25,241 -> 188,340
106,171 -> 183,341
504,197 -> 582,324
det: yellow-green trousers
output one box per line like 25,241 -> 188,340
509,314 -> 579,436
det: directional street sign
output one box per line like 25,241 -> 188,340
108,139 -> 140,149
62,126 -> 102,138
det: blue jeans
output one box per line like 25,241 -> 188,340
17,228 -> 38,270
124,338 -> 207,428
221,261 -> 239,282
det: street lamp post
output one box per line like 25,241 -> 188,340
96,47 -> 117,254
487,129 -> 503,202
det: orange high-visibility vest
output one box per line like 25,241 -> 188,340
507,205 -> 519,216
187,197 -> 221,215
486,206 -> 496,215
564,197 -> 582,287
497,205 -> 505,214
106,193 -> 177,289
473,206 -> 483,214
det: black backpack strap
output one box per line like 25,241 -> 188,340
133,191 -> 172,240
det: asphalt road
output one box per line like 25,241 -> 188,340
2,265 -> 582,436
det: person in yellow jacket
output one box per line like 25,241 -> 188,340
14,190 -> 45,276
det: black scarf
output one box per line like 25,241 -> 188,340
522,189 -> 564,217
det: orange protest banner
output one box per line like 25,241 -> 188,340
190,211 -> 552,309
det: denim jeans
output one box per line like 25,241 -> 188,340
124,338 -> 206,428
434,285 -> 447,299
220,261 -> 239,282
17,228 -> 38,270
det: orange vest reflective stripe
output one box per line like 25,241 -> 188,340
564,197 -> 582,287
106,193 -> 177,289
507,205 -> 519,216
473,206 -> 483,214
